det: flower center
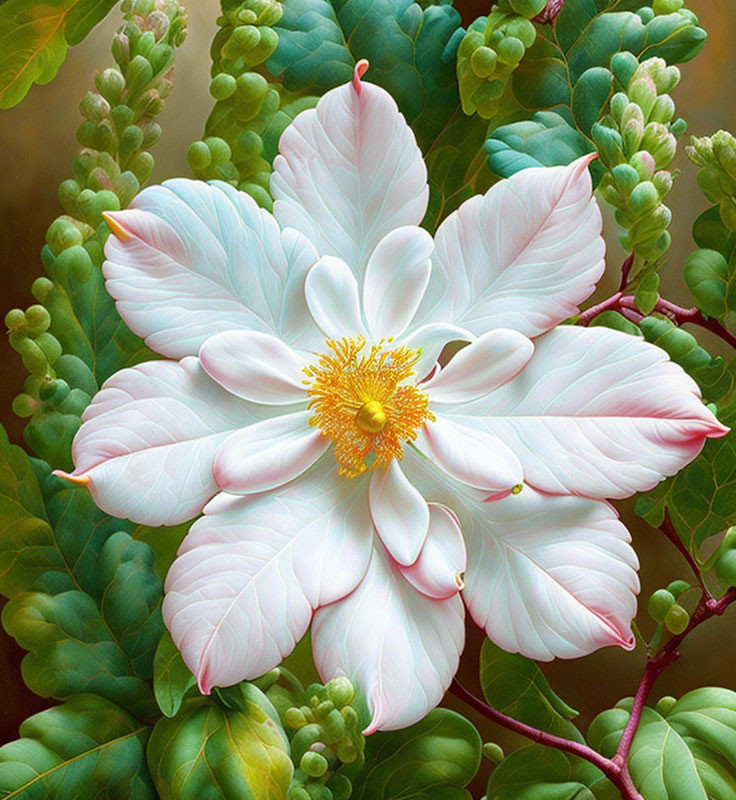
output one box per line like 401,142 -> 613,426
303,336 -> 434,478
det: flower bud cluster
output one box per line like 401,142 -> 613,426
188,0 -> 301,211
686,131 -> 736,231
648,579 -> 691,634
280,677 -> 364,800
68,0 -> 187,227
593,54 -> 684,268
457,0 -> 547,119
8,1 -> 187,467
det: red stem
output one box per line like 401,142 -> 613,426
449,679 -> 642,799
659,510 -> 712,598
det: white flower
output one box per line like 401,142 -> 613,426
58,64 -> 727,733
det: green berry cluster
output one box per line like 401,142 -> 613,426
686,131 -> 736,232
457,0 -> 546,119
6,0 -> 187,470
648,579 -> 692,634
593,55 -> 684,292
649,0 -> 698,22
281,677 -> 364,800
188,0 -> 316,210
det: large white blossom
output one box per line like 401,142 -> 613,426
58,64 -> 727,733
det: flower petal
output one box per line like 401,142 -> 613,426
163,459 -> 373,692
304,256 -> 365,340
369,462 -> 429,566
272,78 -> 428,273
213,411 -> 328,494
103,179 -> 320,357
451,326 -> 729,498
56,358 -> 262,525
414,416 -> 523,491
363,226 -> 434,339
462,487 -> 640,661
199,330 -> 306,405
401,322 -> 473,383
416,155 -> 604,337
423,329 -> 534,405
312,540 -> 464,734
399,504 -> 467,600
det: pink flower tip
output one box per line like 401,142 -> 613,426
352,59 -> 369,95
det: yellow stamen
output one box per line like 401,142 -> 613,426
304,336 -> 434,478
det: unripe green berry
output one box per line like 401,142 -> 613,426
629,150 -> 656,181
655,695 -> 677,716
326,676 -> 355,708
284,707 -> 308,729
650,95 -> 675,124
496,36 -> 525,65
648,588 -> 676,622
24,305 -> 51,335
95,68 -> 126,103
12,394 -> 38,418
305,784 -> 332,800
470,46 -> 498,79
652,0 -> 684,13
126,55 -> 154,94
652,170 -> 673,197
127,152 -> 153,183
612,164 -> 640,195
205,137 -> 231,166
664,603 -> 689,634
46,217 -> 83,256
327,774 -> 352,800
286,787 -> 310,800
5,309 -> 26,331
188,141 -> 212,171
508,0 -> 546,17
629,181 -> 659,212
716,549 -> 736,588
483,742 -> 505,763
120,124 -> 145,154
236,72 -> 268,105
31,277 -> 53,303
210,73 -> 237,100
610,92 -> 628,122
238,130 -> 264,160
504,17 -> 536,48
666,579 -> 690,599
300,751 -> 329,778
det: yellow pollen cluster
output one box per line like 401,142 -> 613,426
303,337 -> 434,478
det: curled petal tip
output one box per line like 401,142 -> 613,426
352,59 -> 369,95
455,571 -> 465,591
102,211 -> 131,242
52,469 -> 90,486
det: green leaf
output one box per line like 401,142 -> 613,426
0,0 -> 118,109
480,639 -> 582,742
693,207 -> 736,261
351,708 -> 481,800
486,745 -> 602,800
487,0 -> 706,179
1,464 -> 163,718
0,694 -> 155,799
485,111 -> 595,178
132,520 -> 190,582
684,249 -> 730,319
269,0 -> 492,226
146,683 -> 292,800
636,355 -> 736,552
153,630 -> 196,718
0,426 -> 61,597
588,688 -> 736,800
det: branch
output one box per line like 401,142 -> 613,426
658,510 -> 712,598
448,680 -> 643,800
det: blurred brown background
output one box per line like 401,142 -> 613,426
0,1 -> 734,795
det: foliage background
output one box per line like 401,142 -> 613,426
0,0 -> 734,794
